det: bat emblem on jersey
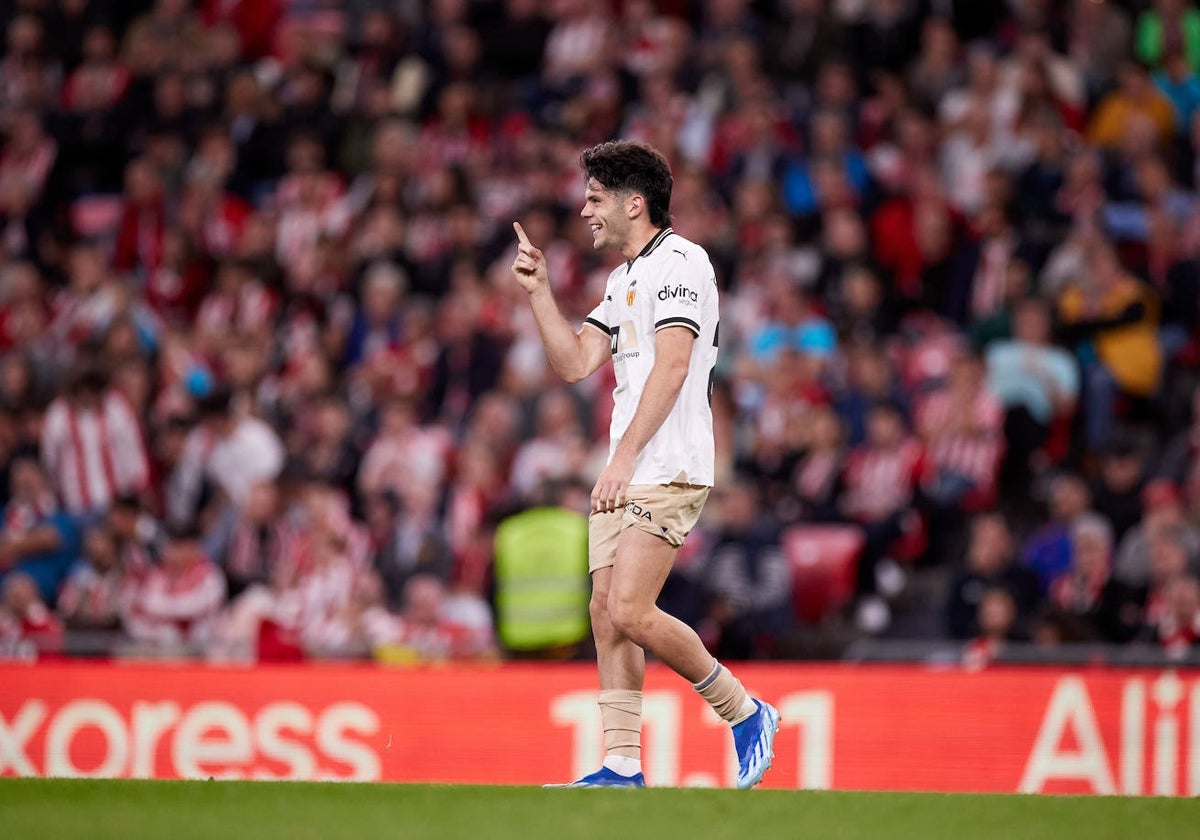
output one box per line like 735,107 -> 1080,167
626,278 -> 637,307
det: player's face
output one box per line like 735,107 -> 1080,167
580,178 -> 629,252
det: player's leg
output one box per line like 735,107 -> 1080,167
588,565 -> 646,782
606,526 -> 712,680
591,565 -> 645,693
545,509 -> 646,788
607,488 -> 781,789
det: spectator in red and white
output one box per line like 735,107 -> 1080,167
60,23 -> 129,114
509,388 -> 589,497
273,133 -> 349,277
142,228 -> 211,328
1152,573 -> 1200,658
295,566 -> 386,660
1114,479 -> 1200,586
200,0 -> 284,62
962,586 -> 1022,670
1047,512 -> 1144,643
542,0 -> 613,93
842,401 -> 928,530
939,101 -> 1008,217
193,258 -> 277,356
358,397 -> 452,502
57,524 -> 129,632
123,523 -> 226,652
443,438 -> 505,595
202,479 -> 287,599
167,386 -> 285,526
0,105 -> 56,259
946,201 -> 1039,329
1138,527 -> 1195,633
112,156 -> 167,279
362,573 -> 495,661
1003,30 -> 1087,134
0,263 -> 48,353
0,571 -> 63,656
210,484 -> 359,661
939,43 -> 1020,150
41,363 -> 150,516
177,154 -> 252,262
272,486 -> 369,654
917,349 -> 1005,513
841,401 -> 931,631
45,241 -> 125,361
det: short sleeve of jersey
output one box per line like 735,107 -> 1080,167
652,252 -> 707,336
583,296 -> 611,335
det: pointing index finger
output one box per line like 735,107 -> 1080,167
513,221 -> 531,247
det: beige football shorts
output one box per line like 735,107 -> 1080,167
588,482 -> 710,573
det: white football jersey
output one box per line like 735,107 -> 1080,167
583,227 -> 719,486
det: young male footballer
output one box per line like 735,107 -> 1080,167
511,140 -> 779,789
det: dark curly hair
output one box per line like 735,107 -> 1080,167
579,141 -> 673,228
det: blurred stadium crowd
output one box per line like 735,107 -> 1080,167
2,0 -> 1200,665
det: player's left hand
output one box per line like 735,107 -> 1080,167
591,453 -> 635,514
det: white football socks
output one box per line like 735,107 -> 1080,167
602,755 -> 642,777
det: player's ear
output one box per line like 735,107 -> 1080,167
627,194 -> 644,220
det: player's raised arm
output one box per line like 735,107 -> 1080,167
511,221 -> 609,383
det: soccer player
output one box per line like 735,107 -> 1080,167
511,140 -> 780,789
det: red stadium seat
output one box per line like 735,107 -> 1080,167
257,619 -> 304,663
783,525 -> 865,624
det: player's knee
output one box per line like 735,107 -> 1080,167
607,592 -> 648,642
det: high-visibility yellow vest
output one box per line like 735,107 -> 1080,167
493,506 -> 590,651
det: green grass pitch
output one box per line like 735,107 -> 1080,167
3,778 -> 1198,840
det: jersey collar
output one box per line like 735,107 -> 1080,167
626,227 -> 674,270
